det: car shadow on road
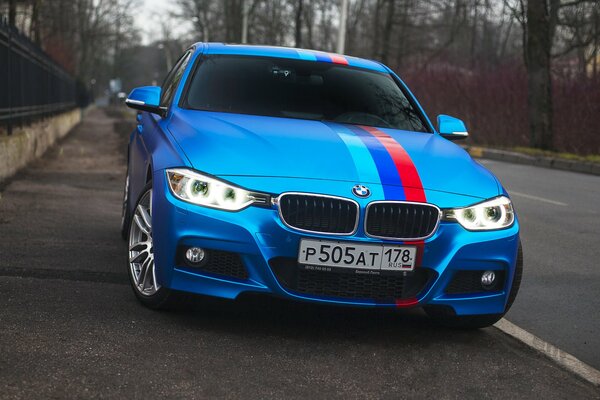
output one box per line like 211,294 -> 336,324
152,291 -> 485,346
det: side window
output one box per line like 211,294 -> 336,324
160,51 -> 192,108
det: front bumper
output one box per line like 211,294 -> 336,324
151,173 -> 520,316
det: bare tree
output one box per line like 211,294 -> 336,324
555,1 -> 600,78
525,0 -> 559,150
295,0 -> 304,47
380,0 -> 395,63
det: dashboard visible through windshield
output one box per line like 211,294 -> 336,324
183,55 -> 431,132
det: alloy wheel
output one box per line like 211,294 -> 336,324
128,189 -> 160,296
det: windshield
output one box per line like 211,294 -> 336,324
184,55 -> 430,132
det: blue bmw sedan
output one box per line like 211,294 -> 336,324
123,43 -> 522,329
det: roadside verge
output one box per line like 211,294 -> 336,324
465,146 -> 600,176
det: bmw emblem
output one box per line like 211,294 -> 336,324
352,184 -> 371,198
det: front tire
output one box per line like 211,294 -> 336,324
426,241 -> 523,329
120,173 -> 130,240
127,183 -> 175,309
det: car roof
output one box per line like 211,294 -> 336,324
195,43 -> 389,73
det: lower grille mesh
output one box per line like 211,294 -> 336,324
445,270 -> 505,294
178,248 -> 248,280
270,257 -> 434,302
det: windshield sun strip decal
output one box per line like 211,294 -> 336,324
296,50 -> 318,61
296,49 -> 348,65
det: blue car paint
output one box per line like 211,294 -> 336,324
438,114 -> 468,135
126,86 -> 161,107
126,43 -> 519,315
167,110 -> 500,201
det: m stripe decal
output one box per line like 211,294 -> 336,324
352,125 -> 428,298
358,125 -> 427,203
345,125 -> 406,200
328,124 -> 381,186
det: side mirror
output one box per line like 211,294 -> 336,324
125,86 -> 165,116
437,114 -> 469,140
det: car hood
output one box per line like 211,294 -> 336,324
168,110 -> 500,200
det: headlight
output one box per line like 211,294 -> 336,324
166,168 -> 269,211
443,196 -> 514,231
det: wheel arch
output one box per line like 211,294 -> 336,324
146,164 -> 153,183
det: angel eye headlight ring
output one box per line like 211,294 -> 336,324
166,168 -> 269,211
443,196 -> 514,231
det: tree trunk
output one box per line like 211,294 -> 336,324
8,0 -> 16,26
526,0 -> 554,150
241,0 -> 248,43
30,0 -> 41,44
594,10 -> 599,80
295,0 -> 303,48
305,0 -> 313,48
380,0 -> 395,64
394,0 -> 408,68
225,0 -> 243,42
336,0 -> 347,54
470,0 -> 479,66
372,0 -> 382,59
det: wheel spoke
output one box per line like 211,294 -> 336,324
137,203 -> 152,231
129,241 -> 149,252
141,257 -> 153,289
129,251 -> 148,264
133,214 -> 150,236
137,257 -> 151,287
151,261 -> 158,291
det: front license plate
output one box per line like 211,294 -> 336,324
298,239 -> 417,272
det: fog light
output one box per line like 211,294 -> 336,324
185,247 -> 205,264
481,270 -> 496,288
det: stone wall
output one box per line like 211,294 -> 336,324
0,108 -> 83,183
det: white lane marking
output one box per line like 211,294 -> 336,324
510,191 -> 568,207
495,318 -> 600,387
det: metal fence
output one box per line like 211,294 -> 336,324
0,15 -> 79,135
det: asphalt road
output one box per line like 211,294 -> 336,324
480,158 -> 600,369
0,108 -> 598,399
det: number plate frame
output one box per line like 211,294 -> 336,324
298,239 -> 417,273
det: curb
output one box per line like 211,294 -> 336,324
465,146 -> 600,176
495,318 -> 600,387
